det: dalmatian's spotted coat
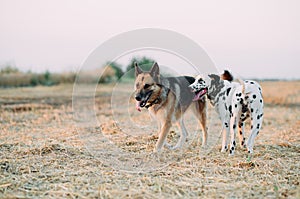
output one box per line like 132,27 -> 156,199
189,71 -> 264,155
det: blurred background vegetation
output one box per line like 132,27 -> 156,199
125,56 -> 156,78
0,65 -> 76,87
0,56 -> 155,87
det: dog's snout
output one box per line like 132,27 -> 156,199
135,94 -> 142,101
189,84 -> 196,90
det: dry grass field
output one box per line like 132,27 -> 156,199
0,81 -> 299,198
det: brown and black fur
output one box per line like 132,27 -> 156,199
134,62 -> 207,152
221,70 -> 234,81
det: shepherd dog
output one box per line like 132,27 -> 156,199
134,62 -> 208,153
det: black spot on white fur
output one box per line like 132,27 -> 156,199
225,122 -> 229,128
228,105 -> 232,114
226,88 -> 231,96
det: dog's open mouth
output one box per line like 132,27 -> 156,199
135,90 -> 153,111
192,88 -> 207,101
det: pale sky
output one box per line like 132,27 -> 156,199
0,0 -> 299,79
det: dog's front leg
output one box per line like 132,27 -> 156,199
154,121 -> 172,153
229,116 -> 237,155
154,119 -> 171,149
221,121 -> 230,152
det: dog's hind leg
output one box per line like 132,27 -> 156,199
238,121 -> 246,149
247,108 -> 263,154
229,115 -> 238,156
156,120 -> 161,137
171,118 -> 187,150
199,110 -> 208,147
192,101 -> 208,147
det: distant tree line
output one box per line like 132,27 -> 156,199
100,56 -> 156,82
0,66 -> 75,87
0,56 -> 156,87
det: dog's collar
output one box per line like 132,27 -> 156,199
145,85 -> 169,109
145,98 -> 161,109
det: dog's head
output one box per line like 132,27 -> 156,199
134,62 -> 162,111
189,74 -> 221,101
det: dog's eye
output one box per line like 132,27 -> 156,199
144,84 -> 151,89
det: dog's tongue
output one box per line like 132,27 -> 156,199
136,101 -> 141,112
193,92 -> 201,101
193,89 -> 207,101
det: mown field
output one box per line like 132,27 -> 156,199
0,81 -> 299,198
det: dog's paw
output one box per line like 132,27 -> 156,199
148,151 -> 160,160
229,149 -> 235,156
247,153 -> 253,162
164,142 -> 173,149
153,147 -> 163,154
247,147 -> 253,154
171,141 -> 186,150
170,145 -> 181,150
201,143 -> 207,148
240,143 -> 246,148
221,146 -> 228,153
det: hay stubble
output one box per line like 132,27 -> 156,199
0,82 -> 299,198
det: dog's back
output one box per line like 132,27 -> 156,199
162,76 -> 196,112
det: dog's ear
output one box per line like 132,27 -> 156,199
208,74 -> 220,82
134,62 -> 143,77
149,62 -> 160,83
150,62 -> 160,78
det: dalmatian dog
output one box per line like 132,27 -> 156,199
189,71 -> 264,155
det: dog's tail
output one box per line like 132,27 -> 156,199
237,79 -> 248,113
238,78 -> 245,94
221,69 -> 245,94
221,70 -> 234,82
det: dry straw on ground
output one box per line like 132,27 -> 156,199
0,81 -> 299,198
